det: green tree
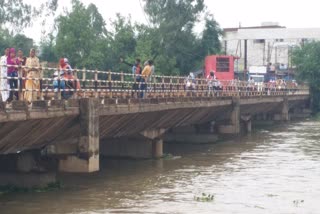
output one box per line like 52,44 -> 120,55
0,29 -> 34,56
55,0 -> 107,69
0,0 -> 58,31
292,41 -> 320,111
201,14 -> 223,56
0,29 -> 12,52
40,34 -> 58,62
142,0 -> 207,75
12,34 -> 34,54
108,14 -> 137,71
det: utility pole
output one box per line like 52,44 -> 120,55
244,39 -> 248,80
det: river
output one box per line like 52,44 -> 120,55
1,120 -> 320,214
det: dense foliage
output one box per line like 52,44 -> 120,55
292,41 -> 320,111
0,0 -> 58,31
0,0 -> 223,75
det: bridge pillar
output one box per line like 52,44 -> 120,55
218,97 -> 240,134
241,115 -> 252,133
273,97 -> 289,121
141,129 -> 165,158
59,98 -> 100,173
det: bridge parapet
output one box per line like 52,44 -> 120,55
0,64 -> 310,103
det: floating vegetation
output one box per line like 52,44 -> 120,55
194,193 -> 215,202
293,200 -> 304,207
0,181 -> 62,196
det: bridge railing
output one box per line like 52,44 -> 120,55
0,64 -> 310,101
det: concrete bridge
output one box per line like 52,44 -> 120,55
0,65 -> 311,186
0,93 -> 310,176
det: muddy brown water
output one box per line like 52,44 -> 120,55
1,120 -> 320,214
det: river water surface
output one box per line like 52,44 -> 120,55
1,120 -> 320,214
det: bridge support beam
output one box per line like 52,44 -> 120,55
273,98 -> 290,121
218,97 -> 240,134
59,99 -> 100,173
101,129 -> 165,159
164,124 -> 219,144
290,107 -> 312,119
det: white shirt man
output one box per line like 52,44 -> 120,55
0,50 -> 9,101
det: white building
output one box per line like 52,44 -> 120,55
223,23 -> 320,75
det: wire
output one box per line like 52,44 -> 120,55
139,0 -> 152,27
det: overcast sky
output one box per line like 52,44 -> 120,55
24,0 -> 320,43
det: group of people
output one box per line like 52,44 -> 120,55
0,48 -> 41,104
184,71 -> 222,96
53,58 -> 80,99
0,48 -> 299,103
205,71 -> 222,91
121,58 -> 154,98
0,47 -> 80,105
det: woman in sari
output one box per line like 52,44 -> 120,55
24,48 -> 41,104
7,48 -> 19,102
0,48 -> 9,102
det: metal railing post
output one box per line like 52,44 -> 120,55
82,68 -> 86,98
94,70 -> 98,98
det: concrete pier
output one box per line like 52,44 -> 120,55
218,97 -> 240,134
273,98 -> 290,121
59,99 -> 100,173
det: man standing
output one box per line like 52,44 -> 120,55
132,59 -> 141,97
148,60 -> 155,82
140,60 -> 152,98
120,58 -> 142,97
0,48 -> 9,102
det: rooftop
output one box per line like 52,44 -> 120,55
224,25 -> 286,33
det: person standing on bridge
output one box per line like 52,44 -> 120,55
132,59 -> 142,97
24,48 -> 41,104
120,58 -> 142,98
148,60 -> 155,82
140,60 -> 152,98
6,48 -> 19,103
0,48 -> 9,102
17,49 -> 27,94
206,71 -> 215,96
